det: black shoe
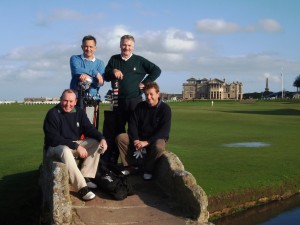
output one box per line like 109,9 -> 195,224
84,177 -> 98,189
78,186 -> 95,201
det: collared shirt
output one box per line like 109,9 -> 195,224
121,53 -> 133,61
81,54 -> 96,62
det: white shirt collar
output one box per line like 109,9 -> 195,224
121,53 -> 133,61
81,54 -> 96,62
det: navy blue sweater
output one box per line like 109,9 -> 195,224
128,99 -> 171,143
43,104 -> 104,150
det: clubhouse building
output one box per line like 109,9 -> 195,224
182,77 -> 243,100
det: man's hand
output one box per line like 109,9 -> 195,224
79,74 -> 91,82
98,138 -> 108,154
76,145 -> 88,158
96,73 -> 104,85
133,140 -> 149,150
139,83 -> 145,90
112,69 -> 123,80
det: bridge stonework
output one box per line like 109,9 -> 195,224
39,151 -> 213,225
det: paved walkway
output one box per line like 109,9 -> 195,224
70,175 -> 200,225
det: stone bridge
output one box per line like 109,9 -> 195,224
39,151 -> 214,225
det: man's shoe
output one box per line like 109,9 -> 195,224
78,186 -> 96,201
121,169 -> 130,176
85,177 -> 98,189
143,173 -> 153,180
82,191 -> 96,201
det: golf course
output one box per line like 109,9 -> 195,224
0,99 -> 299,224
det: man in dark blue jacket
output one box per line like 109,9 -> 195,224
116,82 -> 171,180
43,89 -> 107,200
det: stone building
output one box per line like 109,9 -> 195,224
182,77 -> 243,100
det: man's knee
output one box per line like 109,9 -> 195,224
152,139 -> 166,155
116,133 -> 129,146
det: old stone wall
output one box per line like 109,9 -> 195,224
39,151 -> 211,224
155,151 -> 210,222
39,160 -> 72,225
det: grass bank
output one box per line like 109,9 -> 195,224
0,100 -> 300,223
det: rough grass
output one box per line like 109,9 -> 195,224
1,100 -> 300,223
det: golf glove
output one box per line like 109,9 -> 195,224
133,148 -> 147,159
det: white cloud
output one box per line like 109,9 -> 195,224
258,19 -> 282,32
36,9 -> 103,26
163,29 -> 197,52
196,18 -> 282,34
196,19 -> 240,34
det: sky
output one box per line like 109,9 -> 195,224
1,0 -> 300,101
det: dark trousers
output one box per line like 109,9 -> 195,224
115,96 -> 142,134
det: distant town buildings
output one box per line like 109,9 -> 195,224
182,77 -> 243,100
23,97 -> 60,104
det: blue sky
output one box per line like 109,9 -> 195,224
1,0 -> 300,101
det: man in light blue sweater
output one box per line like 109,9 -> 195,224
70,35 -> 105,101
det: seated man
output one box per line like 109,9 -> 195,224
116,82 -> 171,180
43,89 -> 107,200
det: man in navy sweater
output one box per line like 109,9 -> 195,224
116,82 -> 171,180
43,89 -> 107,200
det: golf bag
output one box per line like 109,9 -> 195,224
78,77 -> 101,129
96,160 -> 134,200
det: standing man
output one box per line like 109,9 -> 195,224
116,82 -> 171,180
70,35 -> 105,108
104,35 -> 161,134
43,89 -> 108,201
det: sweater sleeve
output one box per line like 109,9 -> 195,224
70,55 -> 91,76
70,55 -> 105,88
104,56 -> 116,82
141,57 -> 161,84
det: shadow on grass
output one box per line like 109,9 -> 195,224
223,108 -> 300,116
0,169 -> 41,225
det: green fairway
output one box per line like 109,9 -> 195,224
0,100 -> 300,223
168,100 -> 300,195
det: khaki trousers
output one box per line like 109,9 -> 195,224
46,138 -> 100,191
116,133 -> 166,172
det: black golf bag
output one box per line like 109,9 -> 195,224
78,77 -> 101,129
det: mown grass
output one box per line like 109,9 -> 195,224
0,100 -> 300,224
169,100 -> 300,194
